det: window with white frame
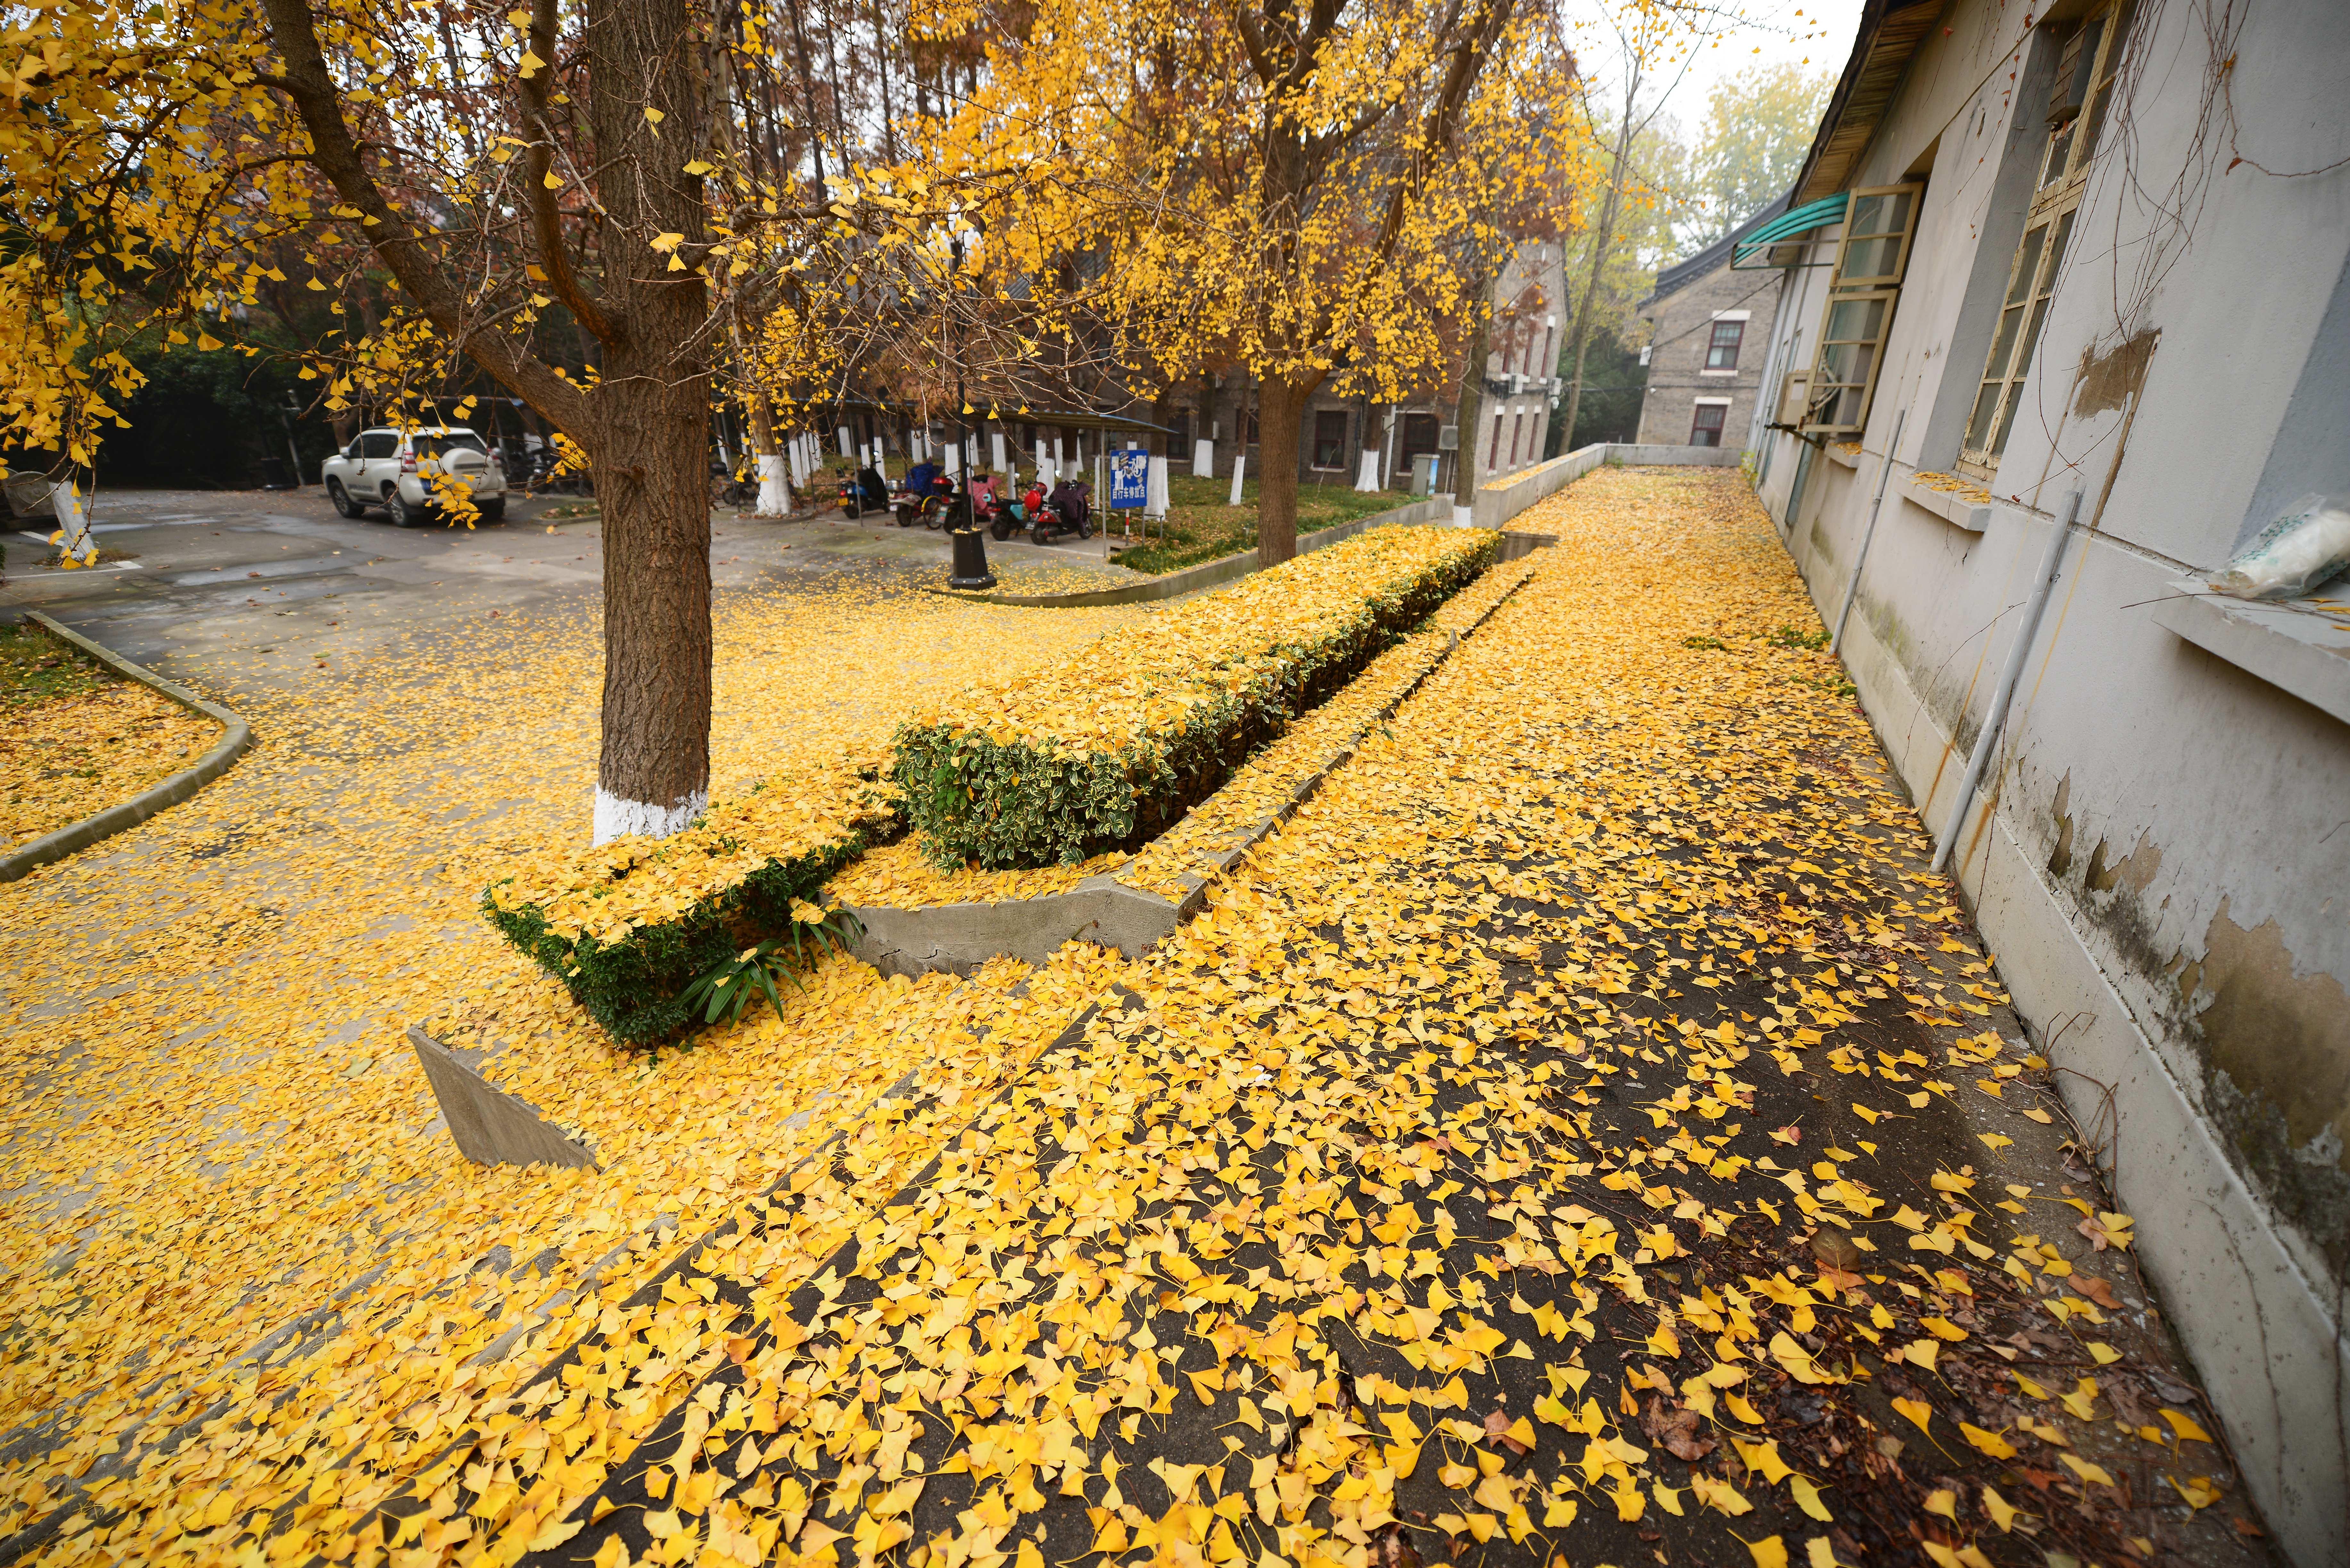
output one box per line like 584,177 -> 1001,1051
1706,320 -> 1746,371
1802,184 -> 1924,437
1959,0 -> 2136,476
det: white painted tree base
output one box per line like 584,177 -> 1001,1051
592,786 -> 708,846
754,453 -> 790,517
1452,504 -> 1473,528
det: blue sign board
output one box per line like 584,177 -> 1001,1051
1107,448 -> 1149,510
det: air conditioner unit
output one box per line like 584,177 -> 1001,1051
1437,425 -> 1459,451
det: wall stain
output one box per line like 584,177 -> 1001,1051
2182,897 -> 2350,1282
2084,830 -> 2160,895
2062,822 -> 2348,1287
2047,774 -> 2074,877
2074,327 -> 2160,418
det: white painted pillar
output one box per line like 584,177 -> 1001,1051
990,430 -> 1008,476
1192,438 -> 1214,478
1035,440 -> 1051,483
837,426 -> 852,457
1146,455 -> 1170,518
1228,452 -> 1247,507
1354,448 -> 1381,492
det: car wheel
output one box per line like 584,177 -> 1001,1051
476,499 -> 505,523
385,491 -> 421,528
328,479 -> 362,519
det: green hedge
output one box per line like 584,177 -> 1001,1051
892,527 -> 1495,870
481,774 -> 897,1045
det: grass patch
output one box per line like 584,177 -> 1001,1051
0,622 -> 114,711
1104,473 -> 1414,575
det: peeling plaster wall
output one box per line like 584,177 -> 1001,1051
1747,0 -> 2350,1559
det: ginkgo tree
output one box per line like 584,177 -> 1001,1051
1,0 -> 1104,843
1011,0 -> 1581,565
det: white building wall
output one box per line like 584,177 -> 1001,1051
1747,1 -> 2350,1561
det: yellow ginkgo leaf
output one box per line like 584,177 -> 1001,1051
2060,1454 -> 2116,1487
2160,1408 -> 2213,1444
1958,1422 -> 2017,1459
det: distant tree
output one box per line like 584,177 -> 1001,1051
1676,64 -> 1834,249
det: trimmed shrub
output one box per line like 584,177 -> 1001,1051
893,526 -> 1495,870
482,764 -> 900,1045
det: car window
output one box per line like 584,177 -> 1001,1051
360,432 -> 398,459
416,433 -> 488,458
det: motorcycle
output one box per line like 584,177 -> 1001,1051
837,469 -> 888,519
1028,479 -> 1094,545
984,481 -> 1040,541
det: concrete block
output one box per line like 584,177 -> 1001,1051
844,878 -> 1182,978
2152,579 -> 2350,727
407,1026 -> 598,1170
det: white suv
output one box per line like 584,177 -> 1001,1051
322,426 -> 506,526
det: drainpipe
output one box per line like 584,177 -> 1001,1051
1930,490 -> 2083,874
1828,407 -> 1907,656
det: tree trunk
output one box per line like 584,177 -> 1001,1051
1560,80 -> 1638,450
1255,374 -> 1311,566
585,0 -> 714,843
590,372 -> 712,843
745,379 -> 789,514
1452,301 -> 1489,516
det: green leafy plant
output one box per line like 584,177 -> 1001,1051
1767,623 -> 1830,650
678,907 -> 864,1028
1683,634 -> 1727,651
480,769 -> 899,1046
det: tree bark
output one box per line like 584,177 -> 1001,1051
1255,374 -> 1313,566
583,0 -> 714,842
1560,76 -> 1639,451
1452,299 -> 1489,513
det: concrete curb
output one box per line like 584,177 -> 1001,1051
405,1027 -> 599,1170
926,497 -> 1455,608
0,612 -> 253,885
844,561 -> 1536,979
1470,440 -> 1744,530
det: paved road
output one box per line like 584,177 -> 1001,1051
1,485 -> 1128,693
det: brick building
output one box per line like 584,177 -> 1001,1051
1160,239 -> 1568,496
1632,194 -> 1792,450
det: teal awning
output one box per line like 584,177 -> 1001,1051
1731,194 -> 1850,269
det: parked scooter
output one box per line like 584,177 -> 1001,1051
837,465 -> 888,519
1029,478 -> 1094,545
984,477 -> 1040,541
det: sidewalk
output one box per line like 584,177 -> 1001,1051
272,470 -> 2262,1568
